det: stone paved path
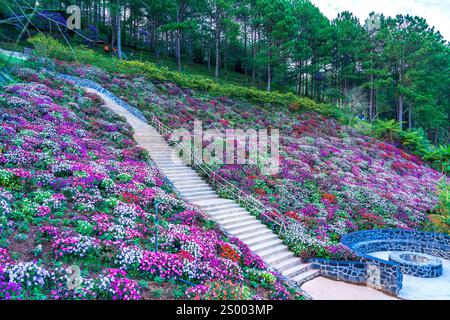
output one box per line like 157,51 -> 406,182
301,277 -> 398,300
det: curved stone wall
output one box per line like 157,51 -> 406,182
337,229 -> 450,294
341,229 -> 450,260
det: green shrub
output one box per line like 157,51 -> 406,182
399,129 -> 430,156
28,35 -> 324,112
434,180 -> 450,217
372,119 -> 401,141
424,145 -> 450,174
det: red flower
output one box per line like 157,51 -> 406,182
285,211 -> 301,221
219,244 -> 240,262
121,192 -> 139,204
255,188 -> 266,195
322,193 -> 337,203
178,250 -> 194,261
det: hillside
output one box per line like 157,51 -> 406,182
0,66 -> 296,300
37,58 -> 446,260
0,0 -> 450,303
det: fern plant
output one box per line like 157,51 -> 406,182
372,119 -> 401,142
399,129 -> 430,156
424,145 -> 450,174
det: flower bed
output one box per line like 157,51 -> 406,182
44,60 -> 446,260
0,66 -> 296,300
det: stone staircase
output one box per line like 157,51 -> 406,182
84,87 -> 320,287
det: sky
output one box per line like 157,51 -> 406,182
310,0 -> 450,40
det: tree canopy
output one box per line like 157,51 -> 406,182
0,0 -> 448,144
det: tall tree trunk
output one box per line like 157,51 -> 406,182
102,1 -> 106,30
223,37 -> 227,72
244,22 -> 247,76
208,17 -> 212,73
267,45 -> 271,92
369,73 -> 374,120
175,7 -> 182,72
94,2 -> 98,29
111,3 -> 116,48
398,65 -> 403,130
215,12 -> 220,78
252,28 -> 256,86
408,102 -> 413,129
207,47 -> 211,72
117,0 -> 122,59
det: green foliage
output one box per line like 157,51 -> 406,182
246,268 -> 277,289
372,119 -> 401,141
28,34 -> 447,172
434,180 -> 450,217
0,169 -> 17,189
29,35 -> 324,112
349,118 -> 449,174
399,129 -> 431,156
429,180 -> 450,233
76,221 -> 94,236
424,145 -> 450,174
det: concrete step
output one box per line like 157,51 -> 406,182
170,176 -> 204,183
154,161 -> 187,167
147,147 -> 174,151
207,208 -> 248,218
241,232 -> 279,245
249,238 -> 283,252
239,229 -> 274,242
291,269 -> 320,285
172,181 -> 206,188
158,162 -> 189,167
227,223 -> 267,236
218,215 -> 256,225
256,245 -> 289,259
272,256 -> 303,272
162,167 -> 193,173
265,251 -> 295,265
186,194 -> 221,202
202,204 -> 242,212
185,193 -> 219,200
166,172 -> 200,178
179,187 -> 214,194
182,190 -> 217,197
223,219 -> 261,230
280,263 -> 312,278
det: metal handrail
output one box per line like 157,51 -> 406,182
148,114 -> 288,233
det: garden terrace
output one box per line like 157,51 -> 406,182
43,60 -> 446,260
0,66 -> 296,300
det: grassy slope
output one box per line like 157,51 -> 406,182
0,40 -> 259,88
27,35 -> 327,113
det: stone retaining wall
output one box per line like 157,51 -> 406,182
311,229 -> 450,295
309,259 -> 367,283
341,229 -> 450,260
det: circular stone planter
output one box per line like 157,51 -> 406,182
388,252 -> 443,278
